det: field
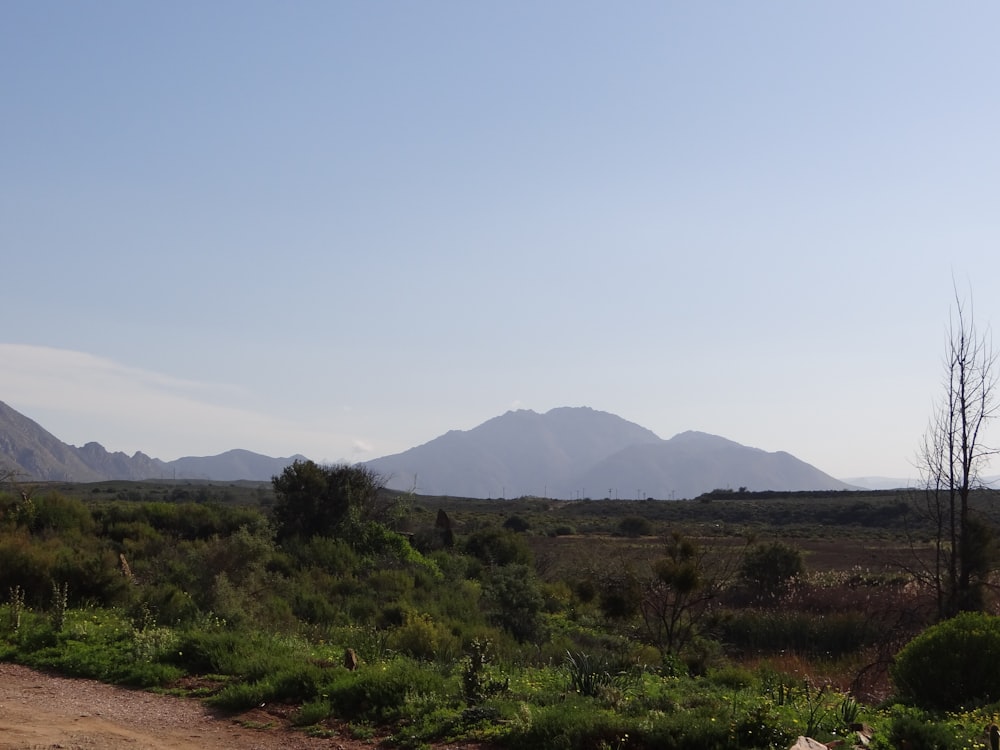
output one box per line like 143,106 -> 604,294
1,476 -> 999,749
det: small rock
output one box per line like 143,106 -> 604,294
788,738 -> 829,750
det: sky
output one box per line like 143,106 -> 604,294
3,2 -> 1000,481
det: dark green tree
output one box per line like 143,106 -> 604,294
739,541 -> 804,605
618,516 -> 653,538
482,563 -> 544,642
271,460 -> 386,542
502,515 -> 531,533
463,527 -> 532,567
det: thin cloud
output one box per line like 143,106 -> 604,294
0,344 -> 359,461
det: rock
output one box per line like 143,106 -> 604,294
788,738 -> 829,750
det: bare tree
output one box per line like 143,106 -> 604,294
918,292 -> 998,618
637,533 -> 745,660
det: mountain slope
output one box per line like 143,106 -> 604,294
366,406 -> 662,497
166,449 -> 308,481
0,400 -> 302,482
575,431 -> 853,499
0,401 -> 105,482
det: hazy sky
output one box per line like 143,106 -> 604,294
4,3 -> 1000,480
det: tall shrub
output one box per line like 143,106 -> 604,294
891,611 -> 1000,710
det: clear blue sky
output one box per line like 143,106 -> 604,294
3,2 -> 1000,480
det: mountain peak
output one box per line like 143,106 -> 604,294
367,405 -> 662,498
366,406 -> 847,498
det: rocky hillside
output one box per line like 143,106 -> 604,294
0,401 -> 303,482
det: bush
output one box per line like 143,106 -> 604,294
722,610 -> 873,657
209,665 -> 324,711
740,541 -> 804,604
618,516 -> 653,538
891,611 -> 1000,710
389,613 -> 458,661
564,650 -> 635,698
482,564 -> 544,642
326,657 -> 452,722
508,698 -> 628,750
503,516 -> 531,533
464,528 -> 533,567
876,706 -> 958,750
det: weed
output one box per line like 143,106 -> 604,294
50,581 -> 68,631
7,585 -> 24,632
799,680 -> 831,737
565,650 -> 634,698
239,720 -> 275,730
838,695 -> 860,727
292,699 -> 332,727
462,638 -> 508,705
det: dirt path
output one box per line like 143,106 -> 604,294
0,663 -> 466,750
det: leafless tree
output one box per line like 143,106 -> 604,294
917,291 -> 998,618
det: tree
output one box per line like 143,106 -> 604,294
618,516 -> 653,538
271,460 -> 387,542
739,541 -> 804,605
637,533 -> 739,658
463,527 -> 532,567
481,563 -> 545,642
917,293 -> 998,617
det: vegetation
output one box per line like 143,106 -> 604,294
3,470 -> 1000,748
915,293 -> 999,617
891,611 -> 1000,711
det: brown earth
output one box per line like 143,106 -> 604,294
0,663 -> 486,750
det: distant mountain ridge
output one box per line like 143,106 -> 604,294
0,401 -> 305,482
1,400 -> 857,495
365,407 -> 855,499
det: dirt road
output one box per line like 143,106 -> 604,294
0,662 -> 384,749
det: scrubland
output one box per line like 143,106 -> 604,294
2,476 -> 1000,750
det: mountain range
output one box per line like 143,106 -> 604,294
365,407 -> 854,499
0,401 -> 305,483
0,400 -> 855,498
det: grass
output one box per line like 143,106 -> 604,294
3,599 -> 998,749
2,483 -> 998,748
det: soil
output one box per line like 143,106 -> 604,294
0,663 -> 485,750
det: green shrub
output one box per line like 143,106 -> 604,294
891,611 -> 1000,710
209,665 -> 324,711
389,612 -> 460,661
564,650 -> 631,698
461,638 -> 508,705
482,564 -> 544,642
548,525 -> 576,537
722,609 -> 873,657
503,516 -> 531,533
506,699 -> 628,750
29,494 -> 95,536
464,528 -> 533,567
326,657 -> 452,723
618,516 -> 653,538
167,628 -> 307,681
874,706 -> 958,750
293,699 -> 332,727
739,541 -> 804,604
12,609 -> 183,687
